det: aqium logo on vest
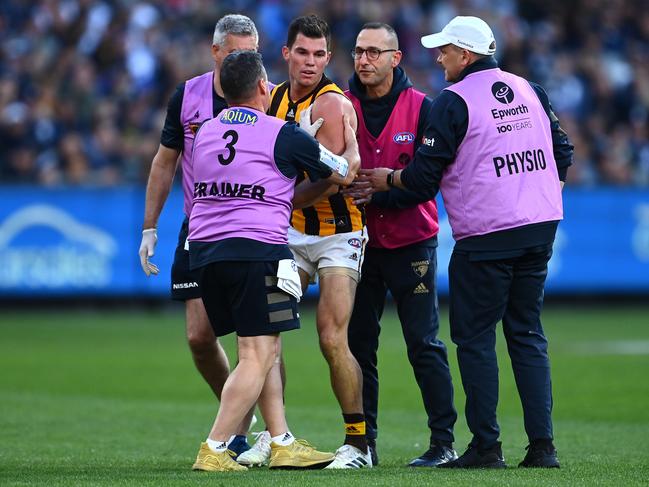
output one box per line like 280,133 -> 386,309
220,108 -> 258,125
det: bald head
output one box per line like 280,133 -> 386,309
359,22 -> 399,50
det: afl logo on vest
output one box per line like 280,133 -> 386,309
491,82 -> 515,104
393,132 -> 415,144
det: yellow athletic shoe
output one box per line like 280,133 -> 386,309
268,438 -> 335,469
192,442 -> 248,472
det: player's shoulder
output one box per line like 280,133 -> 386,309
314,89 -> 354,113
314,91 -> 356,131
312,93 -> 357,134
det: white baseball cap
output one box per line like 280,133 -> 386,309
421,16 -> 496,56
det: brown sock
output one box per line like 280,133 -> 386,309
343,413 -> 368,452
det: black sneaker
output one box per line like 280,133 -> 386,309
408,440 -> 458,467
438,442 -> 507,469
367,439 -> 379,466
518,440 -> 560,468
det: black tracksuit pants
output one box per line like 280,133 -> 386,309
448,244 -> 555,448
348,239 -> 457,444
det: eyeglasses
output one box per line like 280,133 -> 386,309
351,47 -> 397,61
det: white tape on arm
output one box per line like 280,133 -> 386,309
318,144 -> 349,178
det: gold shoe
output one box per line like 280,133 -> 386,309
268,438 -> 335,469
192,442 -> 248,472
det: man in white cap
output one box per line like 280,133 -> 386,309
358,15 -> 574,469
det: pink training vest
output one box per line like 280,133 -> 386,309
180,71 -> 214,218
188,107 -> 295,245
180,74 -> 276,217
346,88 -> 439,249
442,68 -> 563,241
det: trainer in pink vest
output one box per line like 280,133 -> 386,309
442,68 -> 563,240
188,107 -> 296,245
180,73 -> 276,218
346,88 -> 439,249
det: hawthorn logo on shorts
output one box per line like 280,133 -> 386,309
393,131 -> 415,144
348,238 -> 362,249
411,260 -> 429,277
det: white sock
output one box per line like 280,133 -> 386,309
271,431 -> 295,446
206,438 -> 228,452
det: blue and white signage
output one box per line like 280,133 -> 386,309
0,187 -> 647,297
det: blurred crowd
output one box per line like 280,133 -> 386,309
1,0 -> 649,187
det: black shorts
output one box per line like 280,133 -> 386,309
199,260 -> 301,337
170,217 -> 201,301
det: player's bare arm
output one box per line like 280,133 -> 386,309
311,92 -> 358,155
294,93 -> 359,204
292,96 -> 358,205
324,114 -> 359,186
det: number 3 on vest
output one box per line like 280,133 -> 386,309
219,130 -> 239,165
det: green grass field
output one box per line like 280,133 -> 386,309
1,304 -> 648,486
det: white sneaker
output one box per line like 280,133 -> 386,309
325,444 -> 373,469
236,430 -> 271,466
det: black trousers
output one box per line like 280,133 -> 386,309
449,244 -> 554,448
348,240 -> 457,443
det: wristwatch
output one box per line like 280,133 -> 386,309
386,170 -> 396,187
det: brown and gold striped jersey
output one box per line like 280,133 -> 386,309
268,76 -> 364,236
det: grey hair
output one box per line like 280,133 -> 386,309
213,14 -> 258,46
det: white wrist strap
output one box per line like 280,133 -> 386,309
318,144 -> 349,178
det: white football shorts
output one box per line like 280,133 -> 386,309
288,226 -> 368,283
